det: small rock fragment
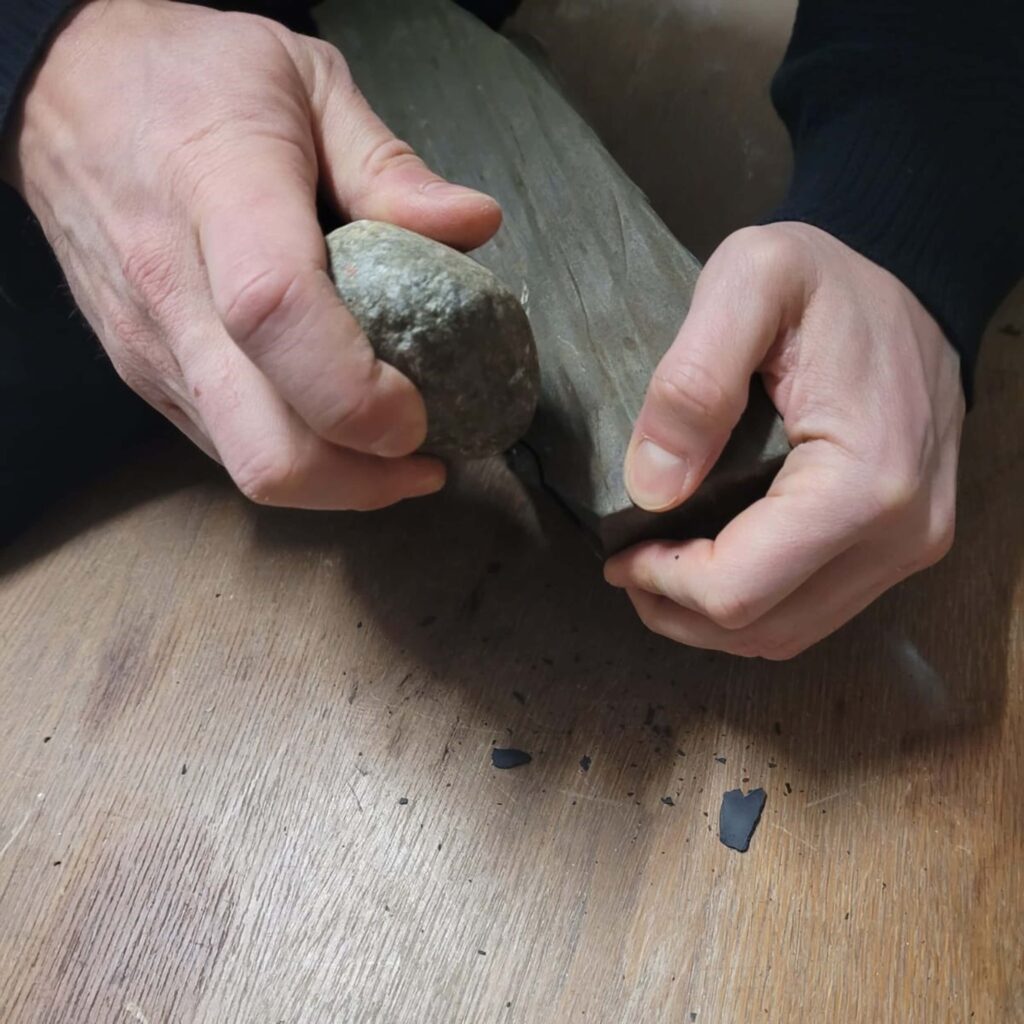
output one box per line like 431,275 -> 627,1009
719,788 -> 767,853
398,797 -> 409,805
327,220 -> 540,459
579,755 -> 592,773
660,795 -> 675,807
491,747 -> 532,769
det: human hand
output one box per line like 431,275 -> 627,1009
3,0 -> 501,509
605,223 -> 964,659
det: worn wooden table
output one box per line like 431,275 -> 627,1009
1,281 -> 1022,1019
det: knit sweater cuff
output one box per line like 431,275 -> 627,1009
762,10 -> 1024,400
0,0 -> 79,136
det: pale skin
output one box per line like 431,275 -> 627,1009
3,0 -> 965,657
608,224 -> 964,659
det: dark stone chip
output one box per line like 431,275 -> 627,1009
660,796 -> 675,807
579,755 -> 592,772
491,747 -> 532,769
719,788 -> 767,853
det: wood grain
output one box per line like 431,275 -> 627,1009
318,0 -> 789,553
2,0 -> 1022,1017
1,283 -> 1021,1022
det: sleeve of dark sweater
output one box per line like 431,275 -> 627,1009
764,0 -> 1024,396
0,0 -> 77,135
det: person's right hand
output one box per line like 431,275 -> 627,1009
2,0 -> 502,508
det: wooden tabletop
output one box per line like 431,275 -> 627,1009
1,287 -> 1021,1021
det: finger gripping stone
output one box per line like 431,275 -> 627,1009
327,220 -> 540,459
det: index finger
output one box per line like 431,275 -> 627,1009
195,140 -> 426,458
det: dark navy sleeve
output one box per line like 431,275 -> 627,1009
0,0 -> 78,134
763,0 -> 1024,396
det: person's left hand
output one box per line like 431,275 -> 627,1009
604,222 -> 965,659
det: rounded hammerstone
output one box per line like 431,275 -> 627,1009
326,220 -> 540,459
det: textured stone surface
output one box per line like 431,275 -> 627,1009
327,221 -> 540,459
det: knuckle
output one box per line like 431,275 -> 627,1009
310,38 -> 354,86
359,135 -> 422,184
285,32 -> 356,109
716,225 -> 764,260
704,586 -> 759,631
743,225 -> 804,274
106,308 -> 154,355
219,12 -> 302,66
870,466 -> 922,518
120,243 -> 180,319
317,371 -> 377,439
922,514 -> 956,567
230,445 -> 304,506
717,225 -> 802,279
649,359 -> 735,427
103,309 -> 186,403
238,10 -> 290,41
218,267 -> 302,351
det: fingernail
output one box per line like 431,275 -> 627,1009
409,461 -> 446,496
603,557 -> 627,588
625,439 -> 689,511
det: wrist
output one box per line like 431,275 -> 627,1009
1,0 -> 100,184
2,0 -> 128,193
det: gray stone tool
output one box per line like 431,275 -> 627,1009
327,220 -> 539,460
317,0 -> 790,553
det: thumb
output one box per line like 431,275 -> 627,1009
305,45 -> 502,250
625,229 -> 806,512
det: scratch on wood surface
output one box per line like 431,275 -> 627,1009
0,793 -> 44,859
804,790 -> 846,810
804,775 -> 885,812
555,788 -> 631,810
488,782 -> 521,808
769,823 -> 819,853
347,781 -> 364,814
